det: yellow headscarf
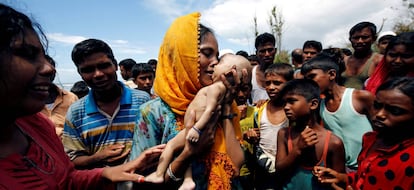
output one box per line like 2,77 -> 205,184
154,12 -> 201,118
154,12 -> 242,190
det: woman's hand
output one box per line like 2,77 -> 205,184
101,144 -> 165,182
313,166 -> 350,190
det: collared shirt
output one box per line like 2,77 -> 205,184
41,87 -> 78,138
62,82 -> 150,164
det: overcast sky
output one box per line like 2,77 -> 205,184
4,0 -> 406,86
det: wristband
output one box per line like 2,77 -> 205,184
167,163 -> 183,181
221,113 -> 237,120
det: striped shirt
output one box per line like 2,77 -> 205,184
62,82 -> 150,164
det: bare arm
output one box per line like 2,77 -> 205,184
72,144 -> 128,168
221,103 -> 244,174
353,89 -> 375,117
329,135 -> 346,173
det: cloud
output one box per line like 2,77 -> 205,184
141,0 -> 196,19
47,33 -> 86,45
200,0 -> 403,51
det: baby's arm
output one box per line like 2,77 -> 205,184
186,85 -> 225,142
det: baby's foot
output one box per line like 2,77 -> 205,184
178,178 -> 195,190
144,172 -> 164,184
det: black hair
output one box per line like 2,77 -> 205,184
349,21 -> 377,39
384,32 -> 414,55
70,80 -> 89,99
236,50 -> 249,59
248,54 -> 259,61
321,48 -> 346,75
301,52 -> 346,84
341,48 -> 352,56
255,32 -> 276,49
0,3 -> 48,68
264,63 -> 294,81
303,40 -> 322,52
71,38 -> 116,66
279,79 -> 320,102
131,63 -> 154,78
199,24 -> 214,44
147,59 -> 157,66
118,58 -> 136,70
376,77 -> 414,106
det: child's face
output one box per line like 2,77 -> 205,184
135,72 -> 154,92
304,69 -> 332,92
212,59 -> 232,82
371,89 -> 414,134
283,94 -> 311,121
265,73 -> 287,100
236,83 -> 251,105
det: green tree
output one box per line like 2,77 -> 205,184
393,0 -> 414,33
268,6 -> 284,54
274,50 -> 289,64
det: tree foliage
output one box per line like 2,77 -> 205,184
268,6 -> 284,54
393,0 -> 414,33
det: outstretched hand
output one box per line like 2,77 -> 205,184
101,144 -> 166,183
313,166 -> 351,190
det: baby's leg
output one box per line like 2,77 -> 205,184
145,131 -> 186,183
186,126 -> 201,143
178,166 -> 195,190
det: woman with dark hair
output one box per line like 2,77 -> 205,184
129,12 -> 245,189
0,3 -> 164,189
365,32 -> 414,94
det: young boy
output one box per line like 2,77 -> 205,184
249,63 -> 294,190
275,79 -> 345,189
314,77 -> 414,189
301,52 -> 374,171
144,54 -> 252,189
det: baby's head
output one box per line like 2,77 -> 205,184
212,54 -> 252,85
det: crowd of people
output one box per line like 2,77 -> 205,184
1,2 -> 414,190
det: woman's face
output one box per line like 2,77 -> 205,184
199,32 -> 219,87
385,44 -> 414,75
0,30 -> 55,117
371,89 -> 414,135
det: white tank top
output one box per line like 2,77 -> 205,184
259,106 -> 289,156
251,65 -> 269,103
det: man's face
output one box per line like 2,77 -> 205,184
350,27 -> 375,52
134,72 -> 154,92
303,47 -> 319,62
77,52 -> 118,92
256,42 -> 276,66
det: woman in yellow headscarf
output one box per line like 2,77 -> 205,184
130,12 -> 244,189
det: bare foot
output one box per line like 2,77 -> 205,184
144,172 -> 164,184
178,178 -> 195,190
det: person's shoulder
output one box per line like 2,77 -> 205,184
278,126 -> 288,136
352,88 -> 374,103
327,131 -> 344,148
372,52 -> 383,62
61,89 -> 79,101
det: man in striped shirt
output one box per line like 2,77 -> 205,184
62,39 -> 150,169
